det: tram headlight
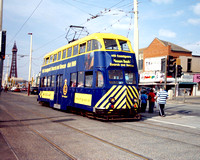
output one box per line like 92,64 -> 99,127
109,97 -> 116,104
134,99 -> 137,103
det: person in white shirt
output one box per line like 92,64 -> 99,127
157,88 -> 168,117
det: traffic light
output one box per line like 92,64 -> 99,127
177,65 -> 183,77
167,56 -> 176,77
0,30 -> 6,60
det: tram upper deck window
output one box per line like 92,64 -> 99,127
63,49 -> 66,59
80,43 -> 86,54
68,47 -> 72,57
73,45 -> 78,56
119,40 -> 130,51
50,55 -> 53,63
104,39 -> 118,50
54,54 -> 57,62
125,71 -> 136,84
108,70 -> 123,84
46,57 -> 49,64
87,40 -> 92,52
92,39 -> 102,50
58,51 -> 61,60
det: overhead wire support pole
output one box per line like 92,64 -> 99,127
134,0 -> 139,66
28,33 -> 32,96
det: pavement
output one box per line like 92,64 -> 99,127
0,92 -> 200,159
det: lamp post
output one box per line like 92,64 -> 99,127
27,33 -> 32,96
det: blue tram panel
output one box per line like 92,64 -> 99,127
38,33 -> 140,120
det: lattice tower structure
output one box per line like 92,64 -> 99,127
9,42 -> 18,78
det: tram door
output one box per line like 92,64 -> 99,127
54,74 -> 63,109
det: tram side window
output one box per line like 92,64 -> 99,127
104,39 -> 118,50
78,71 -> 84,87
73,45 -> 78,56
96,71 -> 104,88
80,43 -> 86,54
54,53 -> 57,62
108,70 -> 123,84
119,40 -> 130,51
43,77 -> 47,87
46,57 -> 49,64
125,71 -> 136,84
51,75 -> 55,87
87,40 -> 92,52
47,76 -> 51,87
70,73 -> 77,87
63,49 -> 66,59
58,51 -> 61,60
50,55 -> 53,63
92,39 -> 102,50
85,71 -> 93,88
68,47 -> 72,57
40,77 -> 44,87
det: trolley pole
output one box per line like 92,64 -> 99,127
0,0 -> 3,94
134,0 -> 139,65
27,33 -> 32,96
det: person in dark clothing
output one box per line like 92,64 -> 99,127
141,91 -> 148,112
148,89 -> 156,113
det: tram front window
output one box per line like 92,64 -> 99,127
108,70 -> 123,84
125,71 -> 136,84
104,39 -> 118,50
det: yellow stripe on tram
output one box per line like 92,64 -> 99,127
115,90 -> 127,109
105,86 -> 125,109
128,86 -> 137,98
95,85 -> 117,108
117,96 -> 127,109
127,87 -> 133,99
100,85 -> 122,109
132,86 -> 139,98
126,93 -> 133,108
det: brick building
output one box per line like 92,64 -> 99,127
139,37 -> 200,96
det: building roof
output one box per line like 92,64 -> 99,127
157,38 -> 192,53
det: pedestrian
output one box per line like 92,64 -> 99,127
141,90 -> 148,112
148,88 -> 156,113
157,87 -> 168,117
4,85 -> 8,92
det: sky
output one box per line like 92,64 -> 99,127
2,0 -> 200,81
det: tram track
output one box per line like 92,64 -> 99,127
110,122 -> 200,148
1,95 -> 151,160
2,93 -> 200,159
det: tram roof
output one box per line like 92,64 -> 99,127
44,33 -> 131,58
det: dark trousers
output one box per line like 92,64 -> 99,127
159,104 -> 165,116
149,102 -> 154,113
141,103 -> 147,112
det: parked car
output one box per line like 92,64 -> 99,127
30,87 -> 38,95
11,87 -> 21,92
21,87 -> 27,91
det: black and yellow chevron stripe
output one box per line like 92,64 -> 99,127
94,85 -> 139,110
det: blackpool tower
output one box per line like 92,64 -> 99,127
9,42 -> 18,78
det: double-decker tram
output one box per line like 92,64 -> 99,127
38,33 -> 140,120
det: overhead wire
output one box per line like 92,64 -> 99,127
7,0 -> 44,47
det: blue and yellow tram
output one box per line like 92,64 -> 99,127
38,33 -> 140,120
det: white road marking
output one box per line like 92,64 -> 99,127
147,119 -> 197,129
